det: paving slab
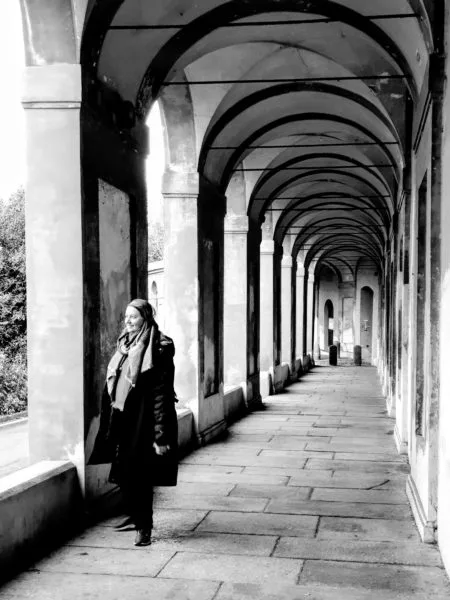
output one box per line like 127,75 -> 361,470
2,365 -> 449,598
300,560 -> 450,596
274,537 -> 444,566
155,494 -> 268,512
260,449 -> 334,460
215,582 -> 443,600
305,441 -> 402,454
178,469 -> 289,486
157,551 -> 303,584
230,484 -> 311,500
269,435 -> 332,446
227,433 -> 274,442
32,545 -> 176,577
265,498 -> 410,519
196,511 -> 318,537
306,459 -> 409,473
178,464 -> 243,474
0,573 -> 220,600
317,516 -> 419,542
333,452 -> 407,463
311,487 -> 408,504
68,526 -> 278,556
243,465 -> 314,477
155,482 -> 235,497
183,454 -> 309,469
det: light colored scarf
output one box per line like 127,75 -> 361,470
106,300 -> 158,410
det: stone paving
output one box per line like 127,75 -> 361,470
1,365 -> 450,599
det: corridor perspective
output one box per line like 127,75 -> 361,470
3,0 -> 450,595
2,367 -> 450,599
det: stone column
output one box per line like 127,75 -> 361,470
163,171 -> 226,443
281,255 -> 293,366
224,215 -> 248,389
307,274 -> 315,355
163,171 -> 200,405
295,264 -> 306,362
314,280 -> 321,360
260,240 -> 275,373
246,221 -> 263,406
22,65 -> 85,481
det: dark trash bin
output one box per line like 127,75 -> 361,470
329,345 -> 338,366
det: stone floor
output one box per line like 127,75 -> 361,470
1,365 -> 450,599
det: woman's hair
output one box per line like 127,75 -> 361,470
127,299 -> 156,323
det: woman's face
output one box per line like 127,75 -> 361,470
124,306 -> 144,334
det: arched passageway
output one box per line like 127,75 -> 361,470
324,299 -> 334,349
16,0 -> 450,579
360,286 -> 374,362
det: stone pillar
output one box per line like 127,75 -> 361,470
307,274 -> 315,355
313,280 -> 321,360
281,255 -> 293,366
247,221 -> 262,406
163,171 -> 226,444
224,215 -> 248,388
22,65 -> 85,482
295,264 -> 306,361
260,240 -> 275,372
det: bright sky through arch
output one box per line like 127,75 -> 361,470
0,4 -> 165,210
0,2 -> 25,200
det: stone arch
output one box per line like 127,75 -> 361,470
324,299 -> 334,348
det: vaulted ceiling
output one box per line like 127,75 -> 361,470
83,0 -> 433,280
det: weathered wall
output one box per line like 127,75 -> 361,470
341,292 -> 355,357
98,180 -> 132,377
317,274 -> 339,354
438,7 -> 450,572
406,103 -> 439,543
355,268 -> 380,365
85,180 -> 132,500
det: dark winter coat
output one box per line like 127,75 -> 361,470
89,331 -> 178,487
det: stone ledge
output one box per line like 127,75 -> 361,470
406,474 -> 436,544
394,423 -> 408,455
224,384 -> 246,423
0,461 -> 82,583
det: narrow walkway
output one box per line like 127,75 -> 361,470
2,367 -> 450,599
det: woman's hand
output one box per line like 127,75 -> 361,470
153,442 -> 170,456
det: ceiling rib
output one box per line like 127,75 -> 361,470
162,75 -> 406,85
209,142 -> 400,149
109,14 -> 419,30
235,164 -> 394,171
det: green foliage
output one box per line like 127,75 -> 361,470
0,351 -> 27,415
148,221 -> 164,262
0,187 -> 27,413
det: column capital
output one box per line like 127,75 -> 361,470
308,274 -> 315,285
162,170 -> 199,197
22,64 -> 81,109
260,240 -> 275,255
296,266 -> 305,277
281,256 -> 293,268
225,214 -> 249,233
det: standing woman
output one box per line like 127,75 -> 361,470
90,299 -> 178,546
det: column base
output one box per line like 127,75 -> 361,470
197,418 -> 227,446
394,424 -> 408,455
260,371 -> 273,399
247,394 -> 264,411
406,475 -> 436,543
